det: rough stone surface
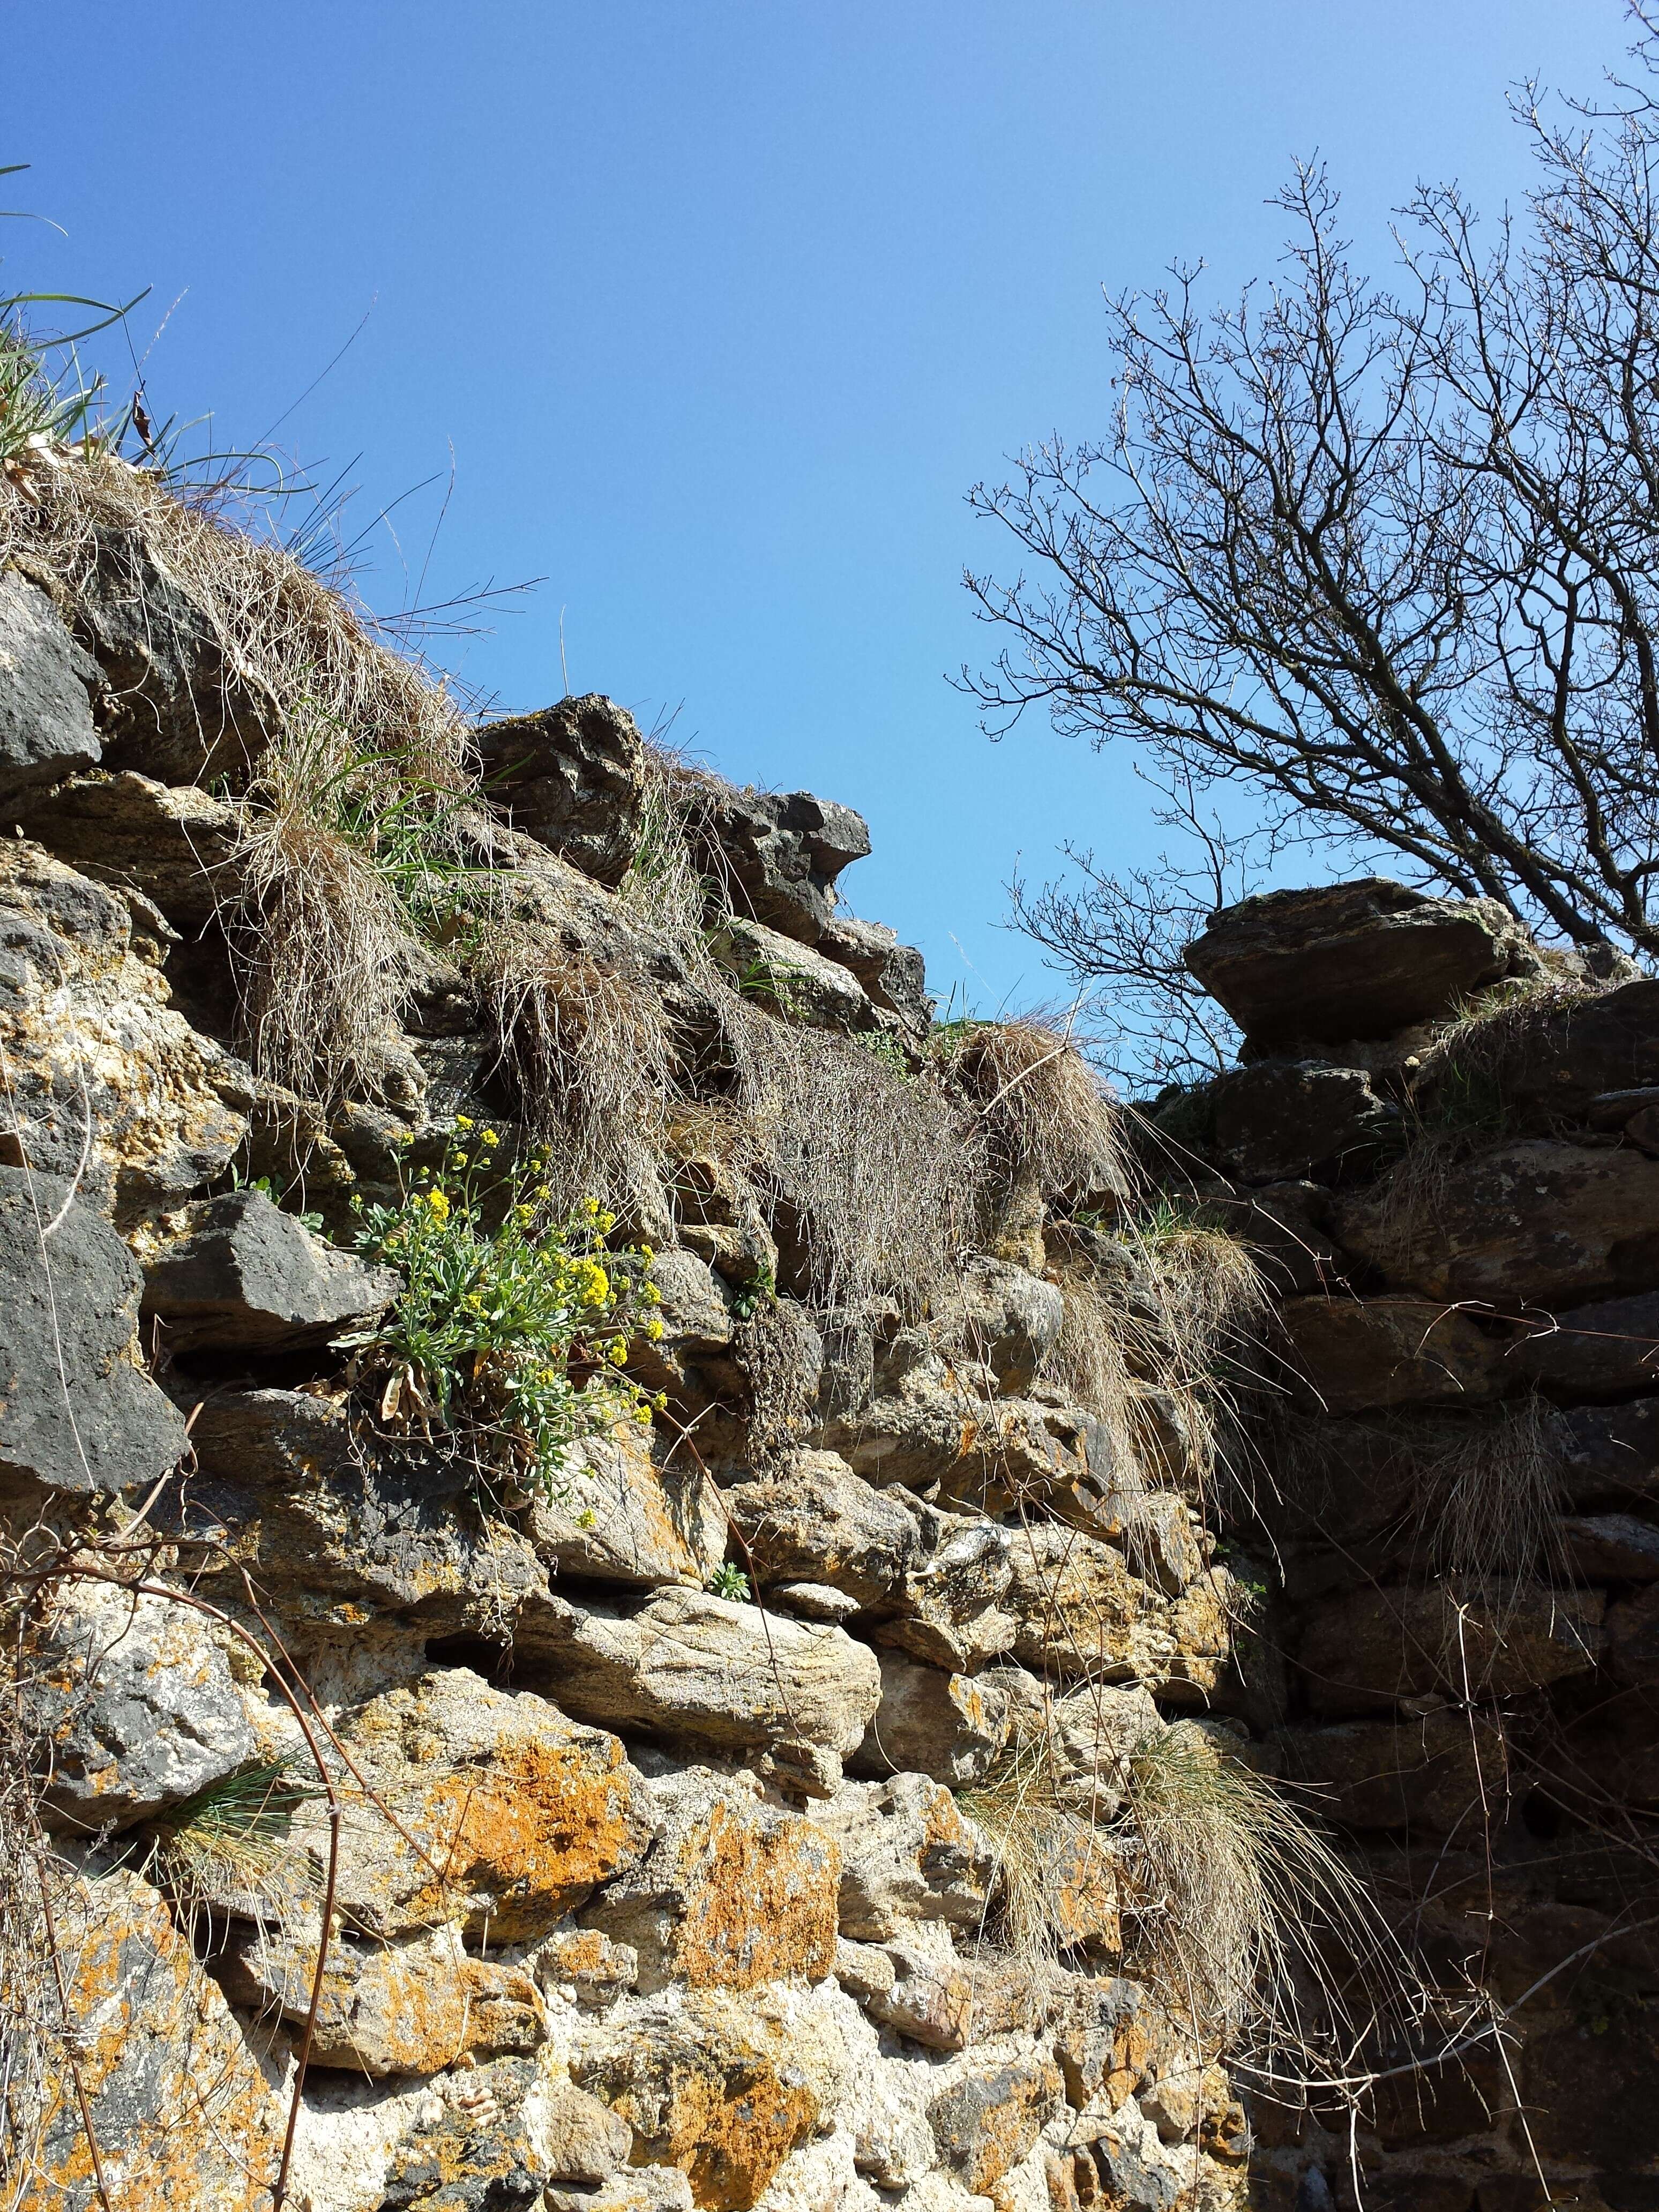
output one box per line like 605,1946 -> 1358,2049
685,780 -> 872,948
849,1651 -> 1010,1785
812,1772 -> 993,1939
1296,1582 -> 1604,1715
725,1451 -> 920,1609
515,1586 -> 884,1795
0,564 -> 101,805
1183,878 -> 1534,1049
582,1767 -> 841,1993
0,1165 -> 190,1501
25,1577 -> 256,1833
476,693 -> 650,886
31,1867 -> 283,2211
528,1426 -> 728,1589
1277,1295 -> 1519,1415
1210,1061 -> 1403,1185
15,766 -> 241,930
141,1185 -> 400,1352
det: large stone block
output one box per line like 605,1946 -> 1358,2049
141,1185 -> 399,1352
1183,879 -> 1532,1050
925,2045 -> 1064,2193
15,766 -> 241,931
811,1772 -> 992,1940
528,1425 -> 727,1590
1277,1296 -> 1518,1416
475,693 -> 650,886
25,1578 -> 256,1833
30,1867 -> 282,2211
683,778 -> 871,949
1002,1523 -> 1171,1683
0,565 -> 101,806
1210,1061 -> 1403,1185
515,1585 -> 883,1795
1336,1140 -> 1659,1306
0,1166 -> 190,1502
582,1767 -> 841,1993
283,1667 -> 651,1944
848,1651 -> 1010,1785
725,1450 -> 920,1609
1297,1581 -> 1603,1715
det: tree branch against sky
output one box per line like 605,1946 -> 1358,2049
965,5 -> 1659,1080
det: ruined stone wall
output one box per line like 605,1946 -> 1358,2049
0,484 -> 1251,2212
1157,881 -> 1659,2212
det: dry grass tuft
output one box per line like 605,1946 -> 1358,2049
476,925 -> 677,1222
1407,1393 -> 1564,1580
960,1732 -> 1119,1967
146,1761 -> 317,1915
736,1008 -> 983,1313
1120,1720 -> 1387,2048
942,1016 -> 1131,1210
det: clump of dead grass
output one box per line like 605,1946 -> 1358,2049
960,1731 -> 1119,1967
145,1760 -> 317,1917
476,924 -> 677,1223
1119,1720 -> 1389,2050
735,1006 -> 983,1314
1406,1394 -> 1564,1580
940,1015 -> 1131,1214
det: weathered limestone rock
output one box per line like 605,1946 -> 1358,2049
1209,1062 -> 1403,1185
1606,1579 -> 1659,1686
528,1426 -> 727,1589
725,1451 -> 921,1609
1183,879 -> 1534,1049
936,1259 -> 1065,1394
1005,1676 -> 1162,1821
528,1924 -> 641,2006
684,780 -> 871,948
1336,1139 -> 1659,1306
0,1166 -> 190,1501
582,1767 -> 841,1992
812,1772 -> 993,1939
515,1586 -> 883,1795
714,911 -> 878,1032
849,1651 -> 1010,1785
666,1130 -> 778,1289
32,1867 -> 283,2211
873,1508 -> 1017,1672
475,693 -> 650,885
186,1387 -> 550,1637
140,1185 -> 399,1352
285,1668 -> 650,1942
25,1577 -> 256,1833
1297,1582 -> 1604,1715
1277,1295 -> 1518,1415
15,766 -> 241,930
221,1921 -> 545,2075
573,1990 -> 826,2211
0,841 -> 245,1213
925,2045 -> 1064,2193
1002,1523 -> 1170,1682
68,513 -> 277,782
377,2056 -> 561,2211
816,911 -> 931,1030
0,564 -> 101,805
867,1949 -> 1036,2053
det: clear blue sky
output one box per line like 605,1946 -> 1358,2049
2,1 -> 1637,1019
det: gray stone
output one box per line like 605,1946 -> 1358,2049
815,913 -> 932,1030
0,1167 -> 190,1501
0,566 -> 100,806
724,1449 -> 920,1608
1210,1061 -> 1403,1185
872,1505 -> 1017,1672
925,2047 -> 1064,2192
141,1186 -> 400,1352
1272,1708 -> 1507,1835
71,519 -> 276,783
1554,1398 -> 1659,1509
13,766 -> 241,931
812,1771 -> 993,1938
937,1258 -> 1065,1393
1514,1290 -> 1659,1400
1183,878 -> 1535,1050
1559,1512 -> 1659,1581
684,775 -> 871,947
849,1650 -> 1011,1785
1277,1295 -> 1520,1416
514,1584 -> 883,1795
25,1579 -> 256,1833
475,693 -> 649,886
712,911 -> 878,1031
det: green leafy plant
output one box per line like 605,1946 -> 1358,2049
706,1561 -> 751,1602
730,1262 -> 776,1321
339,1120 -> 667,1496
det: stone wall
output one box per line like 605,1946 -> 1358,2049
0,479 -> 1250,2212
1159,879 -> 1659,2212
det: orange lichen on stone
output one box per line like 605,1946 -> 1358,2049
414,1734 -> 641,1939
29,1868 -> 281,2212
671,1799 -> 840,1991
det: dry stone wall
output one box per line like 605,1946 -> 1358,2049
0,488 -> 1250,2212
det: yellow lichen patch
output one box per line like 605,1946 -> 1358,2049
413,1735 -> 641,1940
672,1800 -> 840,1990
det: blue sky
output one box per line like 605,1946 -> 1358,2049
1,1 -> 1638,1022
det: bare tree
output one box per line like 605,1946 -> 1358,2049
967,10 -> 1659,1058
